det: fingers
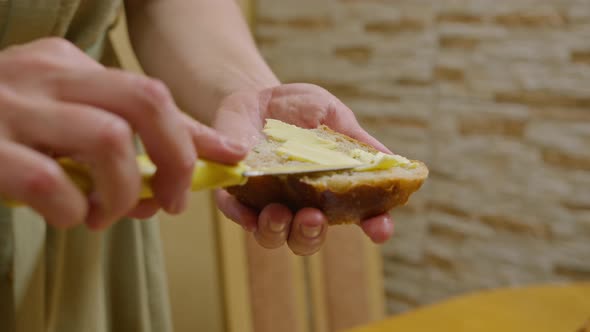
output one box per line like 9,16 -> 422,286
126,199 -> 161,219
349,128 -> 392,154
215,190 -> 328,255
216,190 -> 392,253
53,69 -> 196,213
287,208 -> 328,256
82,117 -> 139,229
215,190 -> 258,232
180,112 -> 248,164
13,101 -> 141,230
254,203 -> 292,249
1,37 -> 104,75
359,213 -> 394,244
0,141 -> 87,228
1,37 -> 250,229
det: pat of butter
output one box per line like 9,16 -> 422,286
350,149 -> 412,171
264,119 -> 337,148
350,149 -> 379,164
263,119 -> 411,171
276,141 -> 362,165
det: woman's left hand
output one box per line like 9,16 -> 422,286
212,83 -> 395,256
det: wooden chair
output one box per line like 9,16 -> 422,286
108,2 -> 386,331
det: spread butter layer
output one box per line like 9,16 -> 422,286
263,119 -> 414,171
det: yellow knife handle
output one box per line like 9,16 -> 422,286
137,156 -> 248,199
3,155 -> 248,207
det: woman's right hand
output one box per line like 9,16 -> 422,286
0,38 -> 247,230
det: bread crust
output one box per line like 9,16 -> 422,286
226,161 -> 428,225
226,123 -> 428,225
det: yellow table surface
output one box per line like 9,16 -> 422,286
347,282 -> 590,332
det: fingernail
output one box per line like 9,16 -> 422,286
169,189 -> 190,214
224,138 -> 248,153
301,224 -> 322,239
269,219 -> 286,233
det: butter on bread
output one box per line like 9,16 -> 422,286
226,119 -> 428,224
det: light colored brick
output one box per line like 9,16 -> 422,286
550,214 -> 585,239
439,24 -> 509,41
573,212 -> 590,237
257,0 -> 590,315
383,265 -> 426,306
421,268 -> 466,302
478,214 -> 553,239
438,98 -> 531,118
526,121 -> 590,153
479,40 -> 570,62
549,241 -> 590,274
493,10 -> 567,28
257,0 -> 336,18
458,117 -> 526,137
428,212 -> 495,239
567,3 -> 590,23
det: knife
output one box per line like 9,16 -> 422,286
3,154 -> 359,207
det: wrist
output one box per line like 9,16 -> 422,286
219,63 -> 281,99
184,63 -> 280,124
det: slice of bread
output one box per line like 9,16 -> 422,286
226,122 -> 428,225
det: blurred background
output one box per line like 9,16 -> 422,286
112,0 -> 590,331
255,0 -> 590,314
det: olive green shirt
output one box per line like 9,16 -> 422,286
0,1 -> 173,331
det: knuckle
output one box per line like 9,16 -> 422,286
137,78 -> 174,114
173,152 -> 196,177
105,179 -> 141,216
12,53 -> 59,72
15,38 -> 83,73
0,86 -> 15,108
2,38 -> 77,72
189,120 -> 206,137
119,178 -> 142,210
24,163 -> 63,197
41,37 -> 78,55
94,117 -> 133,155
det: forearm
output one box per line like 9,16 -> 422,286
124,0 -> 279,124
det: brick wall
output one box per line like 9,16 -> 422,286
255,0 -> 590,314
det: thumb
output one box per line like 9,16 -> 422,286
181,112 -> 248,164
326,100 -> 392,154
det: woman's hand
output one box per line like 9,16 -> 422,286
0,38 -> 247,230
213,83 -> 395,256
